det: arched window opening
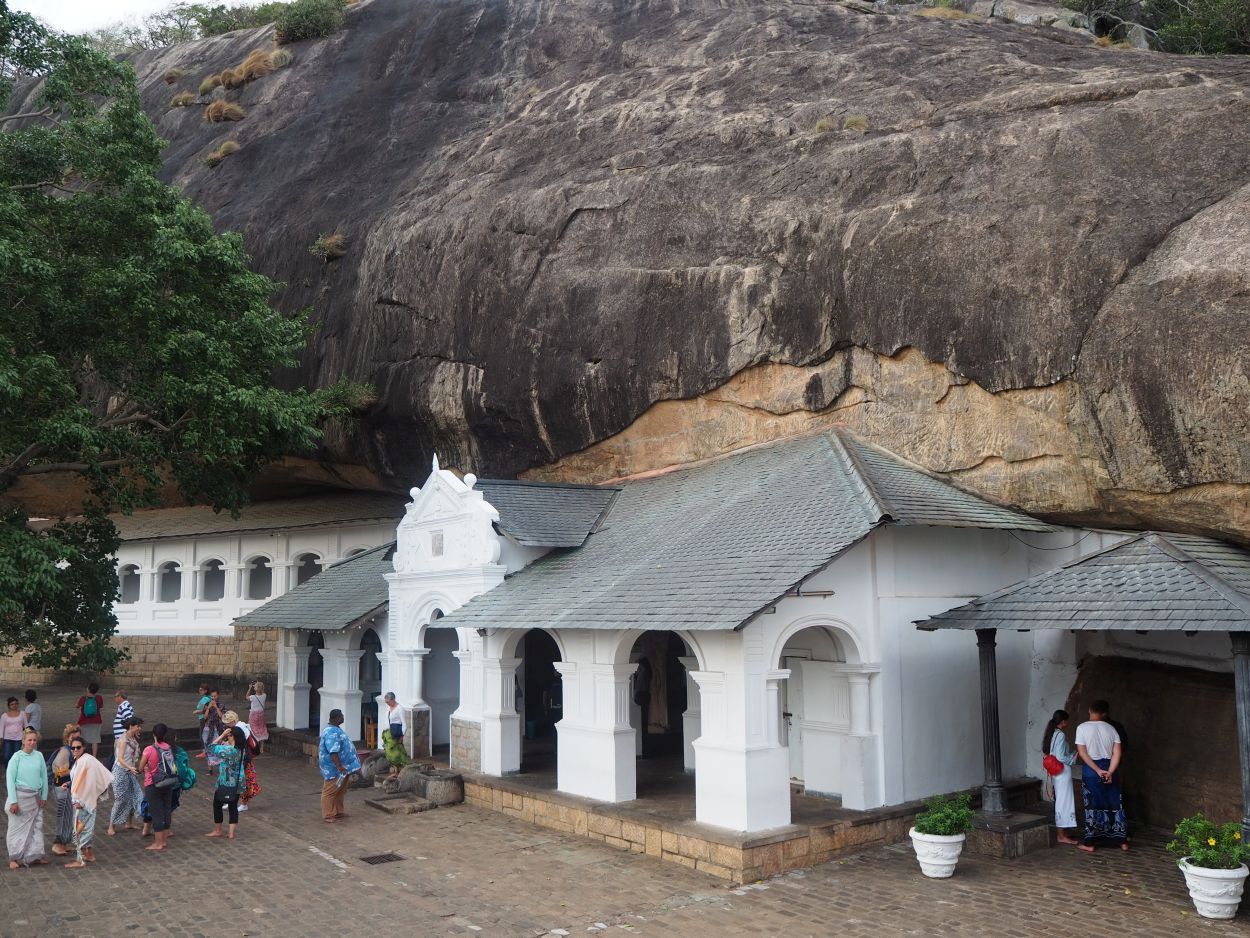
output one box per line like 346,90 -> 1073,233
200,559 -> 226,602
246,556 -> 272,600
294,552 -> 322,586
344,547 -> 368,559
118,564 -> 141,604
156,561 -> 181,603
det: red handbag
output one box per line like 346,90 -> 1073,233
1042,753 -> 1064,776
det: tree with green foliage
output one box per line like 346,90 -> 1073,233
1062,0 -> 1249,53
0,3 -> 362,671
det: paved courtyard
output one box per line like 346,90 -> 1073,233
2,753 -> 1247,937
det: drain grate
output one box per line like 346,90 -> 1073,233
359,852 -> 405,865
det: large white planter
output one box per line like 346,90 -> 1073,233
909,827 -> 966,879
1179,858 -> 1249,920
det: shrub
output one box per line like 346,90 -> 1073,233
169,91 -> 196,107
913,793 -> 975,836
240,48 -> 276,81
1168,815 -> 1248,870
269,48 -> 294,68
843,114 -> 870,132
205,101 -> 246,122
198,74 -> 222,96
814,116 -> 836,134
310,231 -> 348,261
917,6 -> 980,17
204,140 -> 241,168
275,0 -> 348,45
162,67 -> 186,85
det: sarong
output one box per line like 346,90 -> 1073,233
72,804 -> 97,862
1081,758 -> 1126,845
240,760 -> 260,804
53,785 -> 74,845
382,729 -> 409,770
110,763 -> 142,827
6,787 -> 45,865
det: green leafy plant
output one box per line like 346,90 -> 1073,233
913,793 -> 975,836
275,0 -> 348,45
1168,815 -> 1248,870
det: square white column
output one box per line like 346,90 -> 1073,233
678,655 -> 700,774
555,661 -> 637,803
319,647 -> 366,741
480,656 -> 521,776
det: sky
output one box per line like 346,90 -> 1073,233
13,0 -> 198,33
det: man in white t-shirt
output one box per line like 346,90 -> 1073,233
1074,698 -> 1127,852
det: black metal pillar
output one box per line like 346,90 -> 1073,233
1231,632 -> 1250,843
976,628 -> 1008,815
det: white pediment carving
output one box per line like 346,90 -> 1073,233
392,457 -> 502,574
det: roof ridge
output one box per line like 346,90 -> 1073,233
480,478 -> 622,492
827,428 -> 891,522
325,539 -> 396,569
1143,533 -> 1250,615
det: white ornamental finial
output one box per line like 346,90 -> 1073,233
432,453 -> 440,472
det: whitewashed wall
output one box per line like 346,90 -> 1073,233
113,521 -> 395,636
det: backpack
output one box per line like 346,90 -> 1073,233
82,695 -> 99,718
174,746 -> 196,791
151,743 -> 179,789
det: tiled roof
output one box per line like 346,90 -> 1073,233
110,492 -> 408,541
477,479 -> 618,548
915,532 -> 1250,632
233,542 -> 395,631
436,429 -> 1056,633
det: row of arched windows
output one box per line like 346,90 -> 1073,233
117,550 -> 365,604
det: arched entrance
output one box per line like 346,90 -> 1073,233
518,629 -> 562,772
423,611 -> 459,752
777,624 -> 874,803
307,632 -> 324,730
359,628 -> 383,740
629,632 -> 690,759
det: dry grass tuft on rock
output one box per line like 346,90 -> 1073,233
1093,35 -> 1135,48
814,116 -> 836,134
204,140 -> 241,168
240,49 -> 276,81
162,68 -> 186,85
205,101 -> 246,122
843,114 -> 870,133
169,91 -> 197,108
219,67 -> 246,90
310,231 -> 349,261
269,49 -> 294,68
199,74 -> 222,96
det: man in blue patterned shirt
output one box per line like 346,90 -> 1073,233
317,709 -> 361,823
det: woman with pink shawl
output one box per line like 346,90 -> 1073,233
65,747 -> 113,869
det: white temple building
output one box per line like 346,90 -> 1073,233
241,430 -> 1102,834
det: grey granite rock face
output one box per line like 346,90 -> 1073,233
18,0 -> 1249,534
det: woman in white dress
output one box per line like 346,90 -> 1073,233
1043,709 -> 1080,846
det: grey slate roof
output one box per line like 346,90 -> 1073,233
111,492 -> 407,541
435,429 -> 1056,634
477,479 -> 618,548
233,542 -> 395,631
915,532 -> 1250,632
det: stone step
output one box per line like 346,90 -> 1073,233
364,793 -> 437,815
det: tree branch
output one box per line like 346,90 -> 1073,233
0,107 -> 52,125
16,458 -> 130,476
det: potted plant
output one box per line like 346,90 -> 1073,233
1167,814 -> 1249,920
909,793 -> 975,878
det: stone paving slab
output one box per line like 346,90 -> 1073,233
2,753 -> 1248,937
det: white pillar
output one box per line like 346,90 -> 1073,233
556,662 -> 637,803
480,657 -> 521,776
279,642 -> 312,730
840,670 -> 881,810
690,668 -> 791,832
678,656 -> 700,774
319,647 -> 366,741
392,648 -> 431,758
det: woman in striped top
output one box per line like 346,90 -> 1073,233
112,690 -> 134,743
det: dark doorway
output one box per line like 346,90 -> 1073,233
632,632 -> 689,759
519,630 -> 561,772
307,632 -> 324,730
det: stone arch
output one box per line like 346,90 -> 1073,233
198,557 -> 227,601
155,560 -> 182,603
498,627 -> 567,663
770,616 -> 864,669
609,628 -> 707,671
343,545 -> 370,558
118,564 -> 141,604
292,551 -> 323,586
411,593 -> 457,649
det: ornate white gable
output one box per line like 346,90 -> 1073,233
392,456 -> 502,574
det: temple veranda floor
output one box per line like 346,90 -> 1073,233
1,752 -> 1246,936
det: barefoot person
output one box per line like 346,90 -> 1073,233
318,709 -> 360,823
139,724 -> 177,852
205,726 -> 246,840
246,682 -> 269,755
1042,710 -> 1079,845
75,682 -> 104,758
222,711 -> 259,811
5,728 -> 49,870
49,725 -> 80,857
65,744 -> 112,869
1075,699 -> 1127,852
107,717 -> 144,836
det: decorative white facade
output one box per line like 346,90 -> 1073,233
114,523 -> 394,637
